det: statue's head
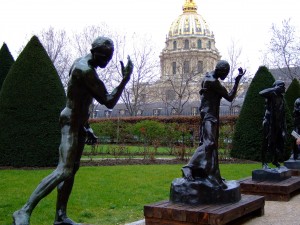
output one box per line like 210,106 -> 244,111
294,98 -> 300,113
272,80 -> 285,94
90,37 -> 114,68
215,60 -> 230,80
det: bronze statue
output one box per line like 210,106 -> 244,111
181,60 -> 245,189
292,98 -> 300,160
259,80 -> 286,169
12,37 -> 133,225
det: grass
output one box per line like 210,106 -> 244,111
0,163 -> 259,225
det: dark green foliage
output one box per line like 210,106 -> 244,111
0,43 -> 15,91
0,36 -> 66,167
231,66 -> 293,161
285,78 -> 300,114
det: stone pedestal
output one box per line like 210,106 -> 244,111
170,178 -> 241,205
240,176 -> 300,201
144,195 -> 264,225
284,159 -> 300,169
252,166 -> 291,181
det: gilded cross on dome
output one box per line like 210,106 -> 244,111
182,0 -> 198,13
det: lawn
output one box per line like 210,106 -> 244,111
0,163 -> 259,225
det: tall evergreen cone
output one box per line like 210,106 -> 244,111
0,36 -> 66,167
0,43 -> 15,91
231,66 -> 292,161
285,78 -> 300,114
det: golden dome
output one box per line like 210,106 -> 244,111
169,0 -> 212,37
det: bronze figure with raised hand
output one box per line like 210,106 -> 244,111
13,36 -> 133,225
182,60 -> 245,189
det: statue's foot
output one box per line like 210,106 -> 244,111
262,163 -> 271,170
272,161 -> 281,168
12,210 -> 30,225
54,217 -> 81,225
181,167 -> 194,181
208,176 -> 227,189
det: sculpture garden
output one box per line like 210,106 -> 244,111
1,34 -> 300,225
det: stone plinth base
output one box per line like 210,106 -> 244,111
252,167 -> 291,182
170,178 -> 241,205
284,159 -> 300,170
240,176 -> 300,201
144,194 -> 264,225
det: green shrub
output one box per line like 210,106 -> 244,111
0,43 -> 15,91
0,36 -> 66,167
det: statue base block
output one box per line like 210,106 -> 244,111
144,194 -> 264,225
284,159 -> 300,169
240,176 -> 300,201
170,178 -> 241,205
252,166 -> 291,181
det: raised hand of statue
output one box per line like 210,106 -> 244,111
235,67 -> 246,83
120,56 -> 133,83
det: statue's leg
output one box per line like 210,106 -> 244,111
13,125 -> 76,225
54,127 -> 85,225
13,167 -> 72,225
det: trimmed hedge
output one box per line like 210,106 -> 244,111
231,66 -> 292,161
90,115 -> 237,147
0,43 -> 15,91
0,36 -> 66,167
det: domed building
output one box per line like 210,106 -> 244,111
146,0 -> 221,116
160,0 -> 220,81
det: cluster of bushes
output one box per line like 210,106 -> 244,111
90,120 -> 193,147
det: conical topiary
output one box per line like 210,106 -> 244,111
0,36 -> 66,167
0,43 -> 15,91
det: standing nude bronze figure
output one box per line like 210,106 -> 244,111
13,36 -> 133,225
181,60 -> 245,189
259,80 -> 286,169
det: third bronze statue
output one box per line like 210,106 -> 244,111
12,37 -> 133,225
259,80 -> 286,169
182,60 -> 245,189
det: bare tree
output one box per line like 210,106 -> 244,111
38,27 -> 72,89
158,53 -> 202,115
264,18 -> 300,80
113,33 -> 160,116
223,39 -> 250,114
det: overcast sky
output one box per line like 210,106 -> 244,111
1,0 -> 300,75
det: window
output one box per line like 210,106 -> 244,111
197,39 -> 202,49
136,109 -> 143,116
173,41 -> 177,50
183,61 -> 190,74
104,110 -> 112,118
191,107 -> 198,116
172,62 -> 176,75
207,40 -> 211,49
197,61 -> 203,73
184,39 -> 189,49
153,108 -> 161,116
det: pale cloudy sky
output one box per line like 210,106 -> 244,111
1,0 -> 300,75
